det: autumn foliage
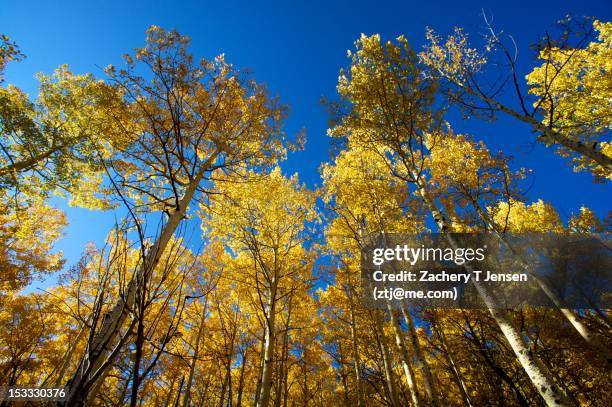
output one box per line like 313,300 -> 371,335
0,17 -> 610,407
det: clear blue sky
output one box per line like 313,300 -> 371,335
2,0 -> 611,279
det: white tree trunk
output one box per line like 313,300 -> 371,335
387,304 -> 421,407
182,299 -> 208,407
414,178 -> 575,407
348,296 -> 366,407
474,204 -> 612,367
431,316 -> 473,406
400,304 -> 440,406
374,310 -> 401,407
63,165 -> 210,406
257,287 -> 277,407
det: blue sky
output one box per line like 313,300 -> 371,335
2,0 -> 611,280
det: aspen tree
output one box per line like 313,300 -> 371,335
420,19 -> 612,178
204,168 -> 316,407
329,33 -> 575,406
426,134 -> 611,367
63,26 -> 287,405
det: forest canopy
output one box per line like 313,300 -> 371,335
0,10 -> 610,407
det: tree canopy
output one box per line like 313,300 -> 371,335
0,15 -> 610,407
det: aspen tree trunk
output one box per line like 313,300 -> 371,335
282,351 -> 290,407
222,325 -> 236,407
465,317 -> 529,406
348,298 -> 366,407
373,309 -> 401,407
431,316 -> 473,407
129,307 -> 146,407
337,341 -> 352,406
276,295 -> 293,407
63,160 -> 214,406
530,339 -> 581,406
455,82 -> 612,172
254,339 -> 266,406
380,231 -> 439,406
44,321 -> 88,386
219,366 -> 230,407
414,179 -> 575,407
386,304 -> 421,407
525,267 -> 611,367
465,252 -> 573,406
472,204 -> 612,367
274,327 -> 285,407
274,344 -> 284,407
257,282 -> 277,407
301,361 -> 310,403
504,101 -> 612,172
236,349 -> 248,407
400,304 -> 440,406
84,317 -> 137,405
182,300 -> 209,407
